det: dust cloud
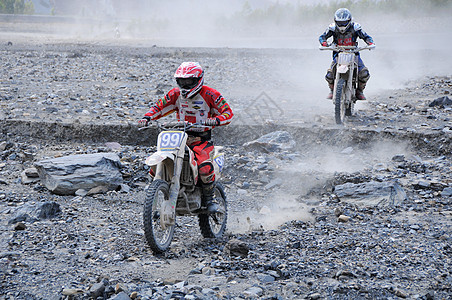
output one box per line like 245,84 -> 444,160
2,1 -> 450,233
229,139 -> 412,234
7,1 -> 451,96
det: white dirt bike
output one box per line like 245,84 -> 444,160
140,121 -> 227,254
320,44 -> 375,124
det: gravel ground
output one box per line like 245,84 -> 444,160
0,38 -> 451,300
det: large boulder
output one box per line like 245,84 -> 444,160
333,180 -> 407,207
34,153 -> 123,195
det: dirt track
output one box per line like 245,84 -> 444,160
0,31 -> 451,300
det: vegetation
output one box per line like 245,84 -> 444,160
234,0 -> 452,25
0,0 -> 34,14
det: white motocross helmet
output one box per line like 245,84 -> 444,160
334,8 -> 352,33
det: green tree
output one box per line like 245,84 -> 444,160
0,0 -> 34,14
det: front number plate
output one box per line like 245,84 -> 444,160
158,131 -> 184,151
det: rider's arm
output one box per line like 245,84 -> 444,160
201,87 -> 234,126
144,88 -> 180,120
319,23 -> 335,45
354,23 -> 374,45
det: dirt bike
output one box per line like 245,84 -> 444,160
320,44 -> 375,125
139,121 -> 227,254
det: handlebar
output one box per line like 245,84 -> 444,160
138,120 -> 211,131
319,44 -> 375,52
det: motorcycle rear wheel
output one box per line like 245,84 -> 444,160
334,78 -> 347,125
198,182 -> 227,238
143,179 -> 175,253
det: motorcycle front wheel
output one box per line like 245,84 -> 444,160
199,182 -> 227,238
143,179 -> 175,253
334,78 -> 347,125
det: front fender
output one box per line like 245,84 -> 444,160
337,64 -> 349,73
145,151 -> 175,167
337,65 -> 348,74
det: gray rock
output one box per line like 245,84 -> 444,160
224,239 -> 249,258
89,282 -> 105,298
62,288 -> 85,296
109,291 -> 131,300
257,273 -> 275,283
8,201 -> 61,224
0,251 -> 21,259
14,222 -> 27,230
429,96 -> 452,107
21,168 -> 40,184
243,286 -> 264,297
441,187 -> 452,197
333,181 -> 406,207
243,131 -> 296,152
0,141 -> 7,151
34,153 -> 123,195
392,154 -> 405,162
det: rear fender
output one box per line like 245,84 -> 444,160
212,147 -> 225,179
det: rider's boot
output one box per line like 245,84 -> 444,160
356,82 -> 367,100
202,182 -> 218,214
327,84 -> 334,99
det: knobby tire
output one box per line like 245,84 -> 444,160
335,78 -> 347,125
143,179 -> 174,254
198,182 -> 227,238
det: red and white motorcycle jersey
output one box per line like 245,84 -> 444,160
144,85 -> 233,131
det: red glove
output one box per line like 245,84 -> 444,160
321,41 -> 328,47
201,118 -> 219,126
138,117 -> 151,128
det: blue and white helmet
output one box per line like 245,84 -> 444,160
334,8 -> 352,33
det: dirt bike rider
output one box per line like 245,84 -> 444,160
138,62 -> 234,214
319,8 -> 375,100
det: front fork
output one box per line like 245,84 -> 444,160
333,63 -> 356,103
160,152 -> 184,229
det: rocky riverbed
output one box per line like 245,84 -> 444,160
0,40 -> 451,300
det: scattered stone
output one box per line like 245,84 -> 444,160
337,215 -> 350,223
14,222 -> 26,230
224,239 -> 249,258
243,286 -> 263,297
8,201 -> 61,224
110,291 -> 131,300
21,168 -> 40,184
62,288 -> 85,296
392,154 -> 405,162
243,131 -> 296,152
441,187 -> 452,197
89,282 -> 105,298
429,96 -> 452,107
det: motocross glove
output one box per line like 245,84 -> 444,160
202,118 -> 220,126
138,116 -> 151,128
321,41 -> 328,47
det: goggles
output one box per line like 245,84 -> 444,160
176,77 -> 199,89
336,20 -> 350,27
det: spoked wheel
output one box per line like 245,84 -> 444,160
199,182 -> 227,238
334,78 -> 347,125
143,179 -> 175,253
